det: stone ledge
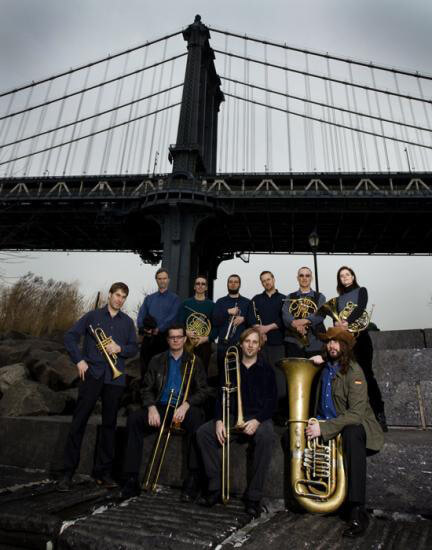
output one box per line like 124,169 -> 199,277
370,329 -> 426,350
0,417 -> 430,515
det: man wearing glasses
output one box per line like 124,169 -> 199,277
282,267 -> 326,358
121,324 -> 208,501
177,276 -> 215,374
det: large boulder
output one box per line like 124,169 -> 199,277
30,354 -> 78,390
0,380 -> 67,416
0,363 -> 29,393
0,343 -> 32,367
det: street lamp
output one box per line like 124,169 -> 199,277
308,231 -> 320,293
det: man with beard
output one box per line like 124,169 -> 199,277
197,327 -> 277,518
212,274 -> 250,376
137,268 -> 180,379
307,327 -> 384,539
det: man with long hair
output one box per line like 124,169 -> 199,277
308,327 -> 384,538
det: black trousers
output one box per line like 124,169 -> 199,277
342,424 -> 367,505
123,404 -> 205,481
63,373 -> 124,477
193,341 -> 212,375
197,418 -> 274,501
139,333 -> 168,380
353,331 -> 385,416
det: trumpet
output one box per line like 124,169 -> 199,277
143,354 -> 196,493
222,346 -> 245,504
224,302 -> 240,342
89,325 -> 122,379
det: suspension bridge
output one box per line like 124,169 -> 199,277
0,14 -> 431,296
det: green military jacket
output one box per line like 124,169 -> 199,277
315,361 -> 384,452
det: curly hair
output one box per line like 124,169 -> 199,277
321,339 -> 354,375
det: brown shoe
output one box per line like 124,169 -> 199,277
94,475 -> 118,489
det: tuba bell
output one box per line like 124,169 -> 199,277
280,357 -> 347,513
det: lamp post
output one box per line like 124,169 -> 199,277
308,231 -> 320,293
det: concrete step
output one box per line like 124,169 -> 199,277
1,417 -> 431,515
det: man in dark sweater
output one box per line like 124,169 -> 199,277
212,274 -> 250,376
121,324 -> 208,501
58,282 -> 138,492
197,327 -> 277,518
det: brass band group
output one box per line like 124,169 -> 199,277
57,265 -> 387,539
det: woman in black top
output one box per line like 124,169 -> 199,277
335,266 -> 387,431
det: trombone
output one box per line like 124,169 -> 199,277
89,325 -> 122,379
221,346 -> 245,504
143,354 -> 196,493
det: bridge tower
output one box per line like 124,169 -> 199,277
159,15 -> 224,298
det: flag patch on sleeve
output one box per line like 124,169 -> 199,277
354,380 -> 363,384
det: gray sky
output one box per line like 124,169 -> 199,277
0,1 -> 431,330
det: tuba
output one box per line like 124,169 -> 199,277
280,357 -> 347,513
317,298 -> 373,335
286,297 -> 318,348
221,346 -> 245,504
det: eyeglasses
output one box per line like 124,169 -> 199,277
195,282 -> 207,286
168,335 -> 185,340
298,274 -> 311,278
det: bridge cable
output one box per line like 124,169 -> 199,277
370,67 -> 391,170
130,47 -> 150,173
218,34 -> 228,171
223,93 -> 432,151
214,50 -> 432,105
209,27 -> 432,81
158,56 -> 176,174
0,30 -> 183,98
283,49 -> 293,172
139,53 -> 158,173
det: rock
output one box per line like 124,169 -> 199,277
370,329 -> 425,350
30,355 -> 78,391
0,380 -> 67,416
0,330 -> 30,341
0,363 -> 29,393
58,387 -> 79,414
0,343 -> 32,367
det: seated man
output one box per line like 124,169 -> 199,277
121,324 -> 208,501
197,327 -> 277,518
307,327 -> 384,539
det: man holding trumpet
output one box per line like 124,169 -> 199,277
58,282 -> 137,492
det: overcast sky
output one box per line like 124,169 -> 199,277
0,0 -> 431,330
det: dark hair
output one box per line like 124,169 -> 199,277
194,275 -> 208,285
166,323 -> 186,337
321,339 -> 353,374
259,270 -> 274,279
109,282 -> 129,296
239,327 -> 264,347
228,273 -> 241,284
155,268 -> 169,279
336,266 -> 359,295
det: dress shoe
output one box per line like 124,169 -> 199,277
376,411 -> 388,432
245,499 -> 262,518
343,505 -> 369,538
181,473 -> 200,503
198,490 -> 221,507
57,474 -> 73,492
121,477 -> 141,499
94,474 -> 118,489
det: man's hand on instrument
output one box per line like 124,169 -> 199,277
105,340 -> 121,355
148,406 -> 161,427
233,315 -> 244,327
306,419 -> 321,439
173,402 -> 190,423
216,420 -> 226,445
334,320 -> 349,330
77,360 -> 89,381
243,419 -> 260,436
227,306 -> 239,316
310,355 -> 324,365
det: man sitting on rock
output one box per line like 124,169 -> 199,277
308,327 -> 384,538
57,282 -> 137,492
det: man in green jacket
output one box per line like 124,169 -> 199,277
308,327 -> 384,539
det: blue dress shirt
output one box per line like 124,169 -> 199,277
159,353 -> 183,405
137,290 -> 180,333
317,362 -> 340,420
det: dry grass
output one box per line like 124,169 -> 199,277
0,272 -> 91,336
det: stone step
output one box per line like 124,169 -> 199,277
369,329 -> 428,350
1,417 -> 431,515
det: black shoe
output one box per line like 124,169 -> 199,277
343,506 -> 369,538
198,490 -> 221,508
121,477 -> 141,499
181,473 -> 201,503
376,412 -> 388,432
57,474 -> 73,492
94,474 -> 118,489
245,499 -> 262,518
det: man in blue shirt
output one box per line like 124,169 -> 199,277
121,324 -> 208,501
57,282 -> 138,492
213,274 -> 250,376
137,268 -> 180,379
